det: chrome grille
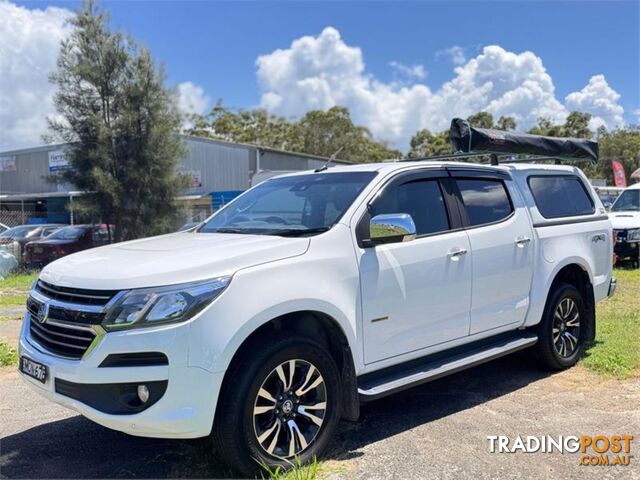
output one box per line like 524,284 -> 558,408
27,293 -> 104,360
35,280 -> 117,306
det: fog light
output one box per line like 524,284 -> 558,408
137,384 -> 150,403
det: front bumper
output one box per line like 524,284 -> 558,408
614,241 -> 639,259
18,312 -> 223,439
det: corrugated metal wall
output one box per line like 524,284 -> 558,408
0,145 -> 72,194
180,137 -> 251,195
0,137 -> 343,196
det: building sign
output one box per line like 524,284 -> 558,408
0,156 -> 16,172
48,149 -> 70,172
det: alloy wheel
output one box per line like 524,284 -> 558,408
253,359 -> 327,458
552,297 -> 581,358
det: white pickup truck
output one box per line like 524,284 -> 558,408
18,126 -> 615,474
610,183 -> 640,267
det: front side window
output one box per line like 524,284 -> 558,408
611,189 -> 640,212
456,179 -> 513,226
528,175 -> 595,218
369,179 -> 450,236
199,172 -> 377,236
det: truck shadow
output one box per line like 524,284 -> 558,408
0,353 -> 551,478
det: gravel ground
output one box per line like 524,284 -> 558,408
1,317 -> 639,479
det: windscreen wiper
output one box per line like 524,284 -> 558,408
266,227 -> 331,237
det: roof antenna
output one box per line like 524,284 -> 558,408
315,146 -> 344,173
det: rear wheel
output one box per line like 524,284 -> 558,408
535,283 -> 586,369
212,335 -> 342,476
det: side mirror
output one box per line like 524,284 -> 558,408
368,213 -> 417,246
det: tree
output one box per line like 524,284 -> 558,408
188,104 -> 401,163
48,1 -> 187,241
496,116 -> 517,131
597,127 -> 640,185
406,129 -> 451,158
467,111 -> 494,129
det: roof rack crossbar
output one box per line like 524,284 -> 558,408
400,152 -> 576,165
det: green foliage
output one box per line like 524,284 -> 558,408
582,269 -> 640,378
406,129 -> 451,158
0,341 -> 18,367
259,456 -> 318,480
467,111 -> 495,129
187,105 -> 401,163
48,1 -> 188,241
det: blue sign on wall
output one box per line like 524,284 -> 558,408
211,190 -> 243,210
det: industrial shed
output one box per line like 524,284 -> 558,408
0,136 -> 350,227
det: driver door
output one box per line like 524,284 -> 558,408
357,171 -> 472,364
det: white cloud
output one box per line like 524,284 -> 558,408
0,1 -> 73,151
565,74 -> 624,130
175,81 -> 210,116
437,46 -> 467,66
389,61 -> 427,80
256,28 -> 625,149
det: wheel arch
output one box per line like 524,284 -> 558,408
214,308 -> 360,424
543,261 -> 596,342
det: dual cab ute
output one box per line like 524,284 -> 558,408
18,121 -> 615,475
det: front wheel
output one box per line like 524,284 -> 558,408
212,335 -> 342,476
534,283 -> 586,369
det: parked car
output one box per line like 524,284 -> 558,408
0,224 -> 66,255
23,224 -> 113,268
18,127 -> 614,475
609,183 -> 640,267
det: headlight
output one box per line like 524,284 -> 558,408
628,229 -> 640,241
102,276 -> 231,331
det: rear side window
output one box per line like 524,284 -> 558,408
528,175 -> 594,218
370,179 -> 450,236
456,179 -> 513,226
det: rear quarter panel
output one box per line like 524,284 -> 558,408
510,167 -> 613,327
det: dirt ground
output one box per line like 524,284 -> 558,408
1,317 -> 639,479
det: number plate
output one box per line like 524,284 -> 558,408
20,356 -> 48,383
33,246 -> 43,253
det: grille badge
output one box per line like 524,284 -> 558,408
36,301 -> 50,324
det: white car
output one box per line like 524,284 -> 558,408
609,183 -> 640,267
18,159 -> 614,474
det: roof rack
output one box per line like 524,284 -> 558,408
402,118 -> 599,165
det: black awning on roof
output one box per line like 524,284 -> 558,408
449,118 -> 598,162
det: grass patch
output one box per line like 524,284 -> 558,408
0,341 -> 18,366
581,268 -> 640,378
260,456 -> 318,480
0,271 -> 38,307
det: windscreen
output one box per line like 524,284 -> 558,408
199,171 -> 377,236
611,189 -> 640,212
47,226 -> 86,240
0,226 -> 38,238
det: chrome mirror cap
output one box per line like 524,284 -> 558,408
369,213 -> 417,245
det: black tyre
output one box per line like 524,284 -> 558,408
212,335 -> 342,476
534,283 -> 586,369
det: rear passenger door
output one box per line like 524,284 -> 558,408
450,169 -> 534,335
358,170 -> 472,363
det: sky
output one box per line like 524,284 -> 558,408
1,0 -> 639,152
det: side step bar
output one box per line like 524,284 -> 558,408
358,332 -> 538,401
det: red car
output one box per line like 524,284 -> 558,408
24,224 -> 113,268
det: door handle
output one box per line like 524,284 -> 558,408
515,236 -> 531,247
447,247 -> 468,260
